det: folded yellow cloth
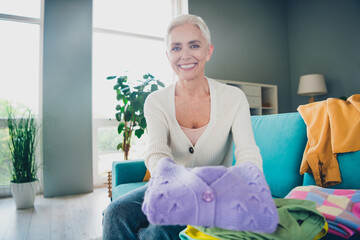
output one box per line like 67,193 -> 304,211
143,169 -> 151,182
313,221 -> 328,240
185,222 -> 328,240
297,94 -> 360,187
185,225 -> 219,240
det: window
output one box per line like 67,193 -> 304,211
92,0 -> 188,185
0,0 -> 41,18
0,0 -> 43,196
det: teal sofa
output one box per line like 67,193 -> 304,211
111,112 -> 360,239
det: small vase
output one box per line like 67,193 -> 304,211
10,181 -> 38,209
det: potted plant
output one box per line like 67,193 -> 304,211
107,73 -> 165,160
7,106 -> 39,209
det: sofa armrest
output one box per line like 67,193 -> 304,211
112,159 -> 146,189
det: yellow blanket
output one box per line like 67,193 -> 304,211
297,94 -> 360,187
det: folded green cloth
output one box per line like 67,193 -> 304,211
194,198 -> 326,240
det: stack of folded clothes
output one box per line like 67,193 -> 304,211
142,158 -> 334,239
285,185 -> 360,239
179,198 -> 328,240
142,158 -> 279,233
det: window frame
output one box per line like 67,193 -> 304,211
92,0 -> 188,186
0,1 -> 44,197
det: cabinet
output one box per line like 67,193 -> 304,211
216,79 -> 278,115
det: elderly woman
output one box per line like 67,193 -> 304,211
102,14 -> 263,240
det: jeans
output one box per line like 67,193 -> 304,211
102,185 -> 186,240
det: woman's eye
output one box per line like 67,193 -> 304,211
172,47 -> 181,51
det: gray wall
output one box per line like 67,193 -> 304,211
189,0 -> 360,112
43,0 -> 93,197
288,0 -> 360,109
189,0 -> 291,113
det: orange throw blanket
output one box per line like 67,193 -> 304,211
297,94 -> 360,187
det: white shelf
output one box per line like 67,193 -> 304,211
216,79 -> 278,115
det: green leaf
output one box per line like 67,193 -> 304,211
157,80 -> 165,88
115,105 -> 121,111
139,117 -> 147,128
133,101 -> 142,111
113,84 -> 119,90
122,97 -> 128,105
117,143 -> 123,150
118,76 -> 126,84
143,93 -> 150,103
143,74 -> 149,79
151,84 -> 158,92
116,90 -> 123,101
148,73 -> 154,78
107,76 -> 116,80
138,95 -> 145,106
118,122 -> 125,134
130,92 -> 137,101
135,128 -> 144,138
124,110 -> 132,121
115,112 -> 122,122
137,91 -> 146,97
122,87 -> 130,95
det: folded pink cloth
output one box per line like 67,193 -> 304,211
286,185 -> 360,239
142,158 -> 278,232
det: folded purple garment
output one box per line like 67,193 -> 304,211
142,158 -> 278,232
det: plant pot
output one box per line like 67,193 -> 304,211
10,181 -> 38,209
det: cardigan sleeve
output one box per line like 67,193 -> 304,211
231,90 -> 263,172
144,93 -> 174,174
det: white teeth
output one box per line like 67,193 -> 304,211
180,64 -> 196,69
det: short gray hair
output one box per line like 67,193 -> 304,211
165,14 -> 211,48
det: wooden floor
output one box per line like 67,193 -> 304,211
0,187 -> 110,240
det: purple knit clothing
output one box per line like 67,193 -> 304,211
141,158 -> 278,232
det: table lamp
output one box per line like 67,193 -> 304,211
297,74 -> 327,103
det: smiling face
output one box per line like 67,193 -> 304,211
166,23 -> 214,82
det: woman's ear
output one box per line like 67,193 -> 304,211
206,44 -> 214,62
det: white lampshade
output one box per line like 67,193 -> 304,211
297,74 -> 327,96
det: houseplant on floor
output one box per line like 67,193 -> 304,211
7,106 -> 39,209
105,73 -> 164,198
107,73 -> 165,160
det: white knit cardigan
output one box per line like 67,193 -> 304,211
144,78 -> 263,174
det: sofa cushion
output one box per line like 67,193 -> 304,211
251,112 -> 307,198
112,160 -> 147,186
303,150 -> 360,189
112,182 -> 147,200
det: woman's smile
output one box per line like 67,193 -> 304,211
178,63 -> 197,70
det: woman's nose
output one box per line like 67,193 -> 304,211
181,48 -> 191,60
